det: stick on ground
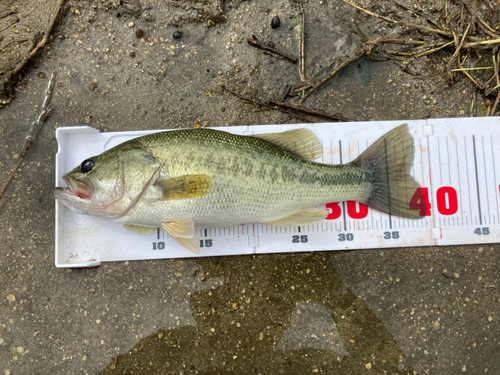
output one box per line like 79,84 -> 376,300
12,0 -> 65,75
0,72 -> 56,199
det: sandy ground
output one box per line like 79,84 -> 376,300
1,0 -> 499,374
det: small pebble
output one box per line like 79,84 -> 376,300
365,363 -> 372,370
271,15 -> 280,29
128,22 -> 135,28
488,316 -> 493,322
135,29 -> 144,39
6,294 -> 15,302
89,82 -> 97,91
37,72 -> 45,79
259,332 -> 264,340
129,51 -> 135,57
16,347 -> 24,353
173,31 -> 182,39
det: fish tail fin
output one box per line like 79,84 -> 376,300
353,124 -> 422,219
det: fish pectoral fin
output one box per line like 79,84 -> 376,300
162,218 -> 195,238
170,235 -> 201,255
124,224 -> 157,236
252,129 -> 322,161
263,208 -> 328,227
156,175 -> 212,201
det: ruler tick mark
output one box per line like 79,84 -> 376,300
472,135 -> 483,225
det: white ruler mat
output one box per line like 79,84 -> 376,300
54,118 -> 500,267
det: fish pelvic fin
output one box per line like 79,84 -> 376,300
161,219 -> 201,254
170,236 -> 201,255
263,208 -> 328,226
252,129 -> 322,161
162,218 -> 195,238
156,175 -> 212,201
353,124 -> 422,219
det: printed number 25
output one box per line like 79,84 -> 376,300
292,235 -> 308,243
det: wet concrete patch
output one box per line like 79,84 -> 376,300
101,254 -> 416,374
331,246 -> 500,374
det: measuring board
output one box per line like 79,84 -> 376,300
54,118 -> 500,267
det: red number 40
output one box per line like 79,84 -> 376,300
409,186 -> 458,216
326,186 -> 458,219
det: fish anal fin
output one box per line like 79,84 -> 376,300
156,175 -> 212,201
124,224 -> 157,236
252,129 -> 322,161
263,208 -> 328,227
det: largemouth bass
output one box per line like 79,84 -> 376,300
55,124 -> 421,254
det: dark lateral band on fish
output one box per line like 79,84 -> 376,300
247,35 -> 298,63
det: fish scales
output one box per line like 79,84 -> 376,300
124,129 -> 370,227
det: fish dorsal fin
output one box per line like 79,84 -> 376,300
124,224 -> 157,236
155,175 -> 212,201
263,208 -> 328,226
252,129 -> 322,161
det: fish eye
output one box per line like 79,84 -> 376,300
80,159 -> 95,173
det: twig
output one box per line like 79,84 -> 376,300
220,85 -> 349,122
463,3 -> 499,38
416,41 -> 454,57
0,39 -> 27,52
0,9 -> 17,20
491,49 -> 500,115
477,18 -> 500,39
247,35 -> 298,64
0,21 -> 15,33
268,100 -> 352,121
291,50 -> 365,95
462,38 -> 500,49
374,38 -> 426,45
12,0 -> 65,75
0,72 -> 56,199
451,66 -> 493,71
299,4 -> 306,81
221,85 -> 314,122
491,90 -> 500,116
341,0 -> 453,37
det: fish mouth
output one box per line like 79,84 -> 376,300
60,175 -> 93,199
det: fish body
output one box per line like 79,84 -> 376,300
55,125 -> 421,253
